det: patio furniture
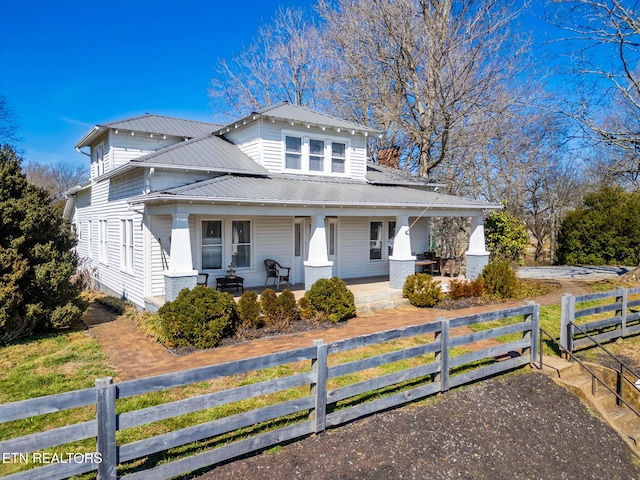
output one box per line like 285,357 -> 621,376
264,259 -> 290,290
216,276 -> 244,292
442,257 -> 462,277
196,272 -> 209,286
415,252 -> 440,275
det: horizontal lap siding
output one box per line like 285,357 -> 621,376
348,135 -> 367,181
223,124 -> 262,166
259,122 -> 285,172
149,215 -> 172,297
75,174 -> 147,307
409,217 -> 429,254
339,218 -> 388,278
111,134 -> 183,169
151,170 -> 215,192
253,217 -> 293,287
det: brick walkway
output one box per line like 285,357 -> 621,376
83,280 -> 591,381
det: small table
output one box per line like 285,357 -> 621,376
415,259 -> 437,274
216,276 -> 244,293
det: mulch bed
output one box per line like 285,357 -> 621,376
191,372 -> 640,480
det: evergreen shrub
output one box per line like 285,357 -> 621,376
480,259 -> 519,299
237,290 -> 262,329
402,273 -> 442,307
303,277 -> 356,323
157,286 -> 237,349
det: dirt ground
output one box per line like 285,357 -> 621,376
192,372 -> 640,480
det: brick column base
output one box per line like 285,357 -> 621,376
389,258 -> 416,290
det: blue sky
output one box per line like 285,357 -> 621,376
1,0 -> 567,170
0,0 -> 311,168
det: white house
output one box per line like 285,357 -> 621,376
65,103 -> 498,310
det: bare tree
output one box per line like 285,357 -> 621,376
549,0 -> 640,187
0,95 -> 20,146
318,0 -> 533,178
209,6 -> 327,120
24,162 -> 88,202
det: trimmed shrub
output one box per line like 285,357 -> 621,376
303,277 -> 356,323
480,259 -> 519,299
261,288 -> 299,330
448,278 -> 484,300
237,290 -> 263,329
157,286 -> 237,349
402,273 -> 443,307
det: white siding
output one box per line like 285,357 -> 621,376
150,170 -> 215,192
222,122 -> 262,166
338,217 -> 389,278
148,215 -> 172,297
109,133 -> 183,169
409,217 -> 430,254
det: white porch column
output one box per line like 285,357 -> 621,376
389,215 -> 416,289
465,215 -> 490,280
164,213 -> 198,301
304,214 -> 333,290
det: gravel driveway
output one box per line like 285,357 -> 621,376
194,372 -> 640,480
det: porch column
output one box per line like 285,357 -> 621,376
164,213 -> 198,301
465,215 -> 490,280
389,215 -> 416,289
304,214 -> 333,290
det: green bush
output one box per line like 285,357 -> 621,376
480,259 -> 519,299
303,277 -> 356,323
260,288 -> 299,330
156,286 -> 237,349
237,290 -> 263,329
485,206 -> 529,264
448,278 -> 484,300
556,187 -> 640,265
402,274 -> 443,307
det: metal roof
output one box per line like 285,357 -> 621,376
76,114 -> 222,148
365,161 -> 444,188
138,174 -> 498,210
222,103 -> 380,135
130,134 -> 268,175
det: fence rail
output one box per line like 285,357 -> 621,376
560,287 -> 640,353
0,304 -> 539,480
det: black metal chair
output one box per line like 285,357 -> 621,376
264,259 -> 290,290
196,272 -> 209,286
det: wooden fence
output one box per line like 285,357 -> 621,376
0,304 -> 539,480
560,287 -> 640,353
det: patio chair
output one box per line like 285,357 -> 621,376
264,259 -> 291,290
196,272 -> 209,286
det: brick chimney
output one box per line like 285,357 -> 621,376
377,146 -> 401,169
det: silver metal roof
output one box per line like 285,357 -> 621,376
223,103 -> 380,135
365,161 -> 443,188
76,114 -> 222,148
139,174 -> 498,210
130,134 -> 268,175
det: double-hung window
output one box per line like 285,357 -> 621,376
99,220 -> 108,263
331,142 -> 346,173
231,220 -> 251,268
121,219 -> 134,272
370,221 -> 396,261
309,139 -> 325,171
202,221 -> 223,270
285,136 -> 302,170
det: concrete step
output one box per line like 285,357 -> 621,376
356,297 -> 411,314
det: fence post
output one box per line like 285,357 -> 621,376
560,293 -> 575,357
434,317 -> 450,393
617,287 -> 628,338
525,301 -> 540,365
96,377 -> 117,480
310,339 -> 328,434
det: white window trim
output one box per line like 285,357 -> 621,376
87,220 -> 93,259
98,219 -> 108,264
120,219 -> 134,273
369,220 -> 396,263
282,130 -> 350,177
197,218 -> 255,273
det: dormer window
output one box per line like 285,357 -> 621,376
285,136 -> 302,169
283,132 -> 349,176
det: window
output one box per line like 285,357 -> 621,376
202,221 -> 222,270
388,221 -> 396,256
331,142 -> 346,173
285,136 -> 302,170
99,220 -> 108,263
309,139 -> 324,171
283,133 -> 349,175
121,219 -> 134,272
87,220 -> 93,258
231,220 -> 251,268
370,221 -> 383,260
